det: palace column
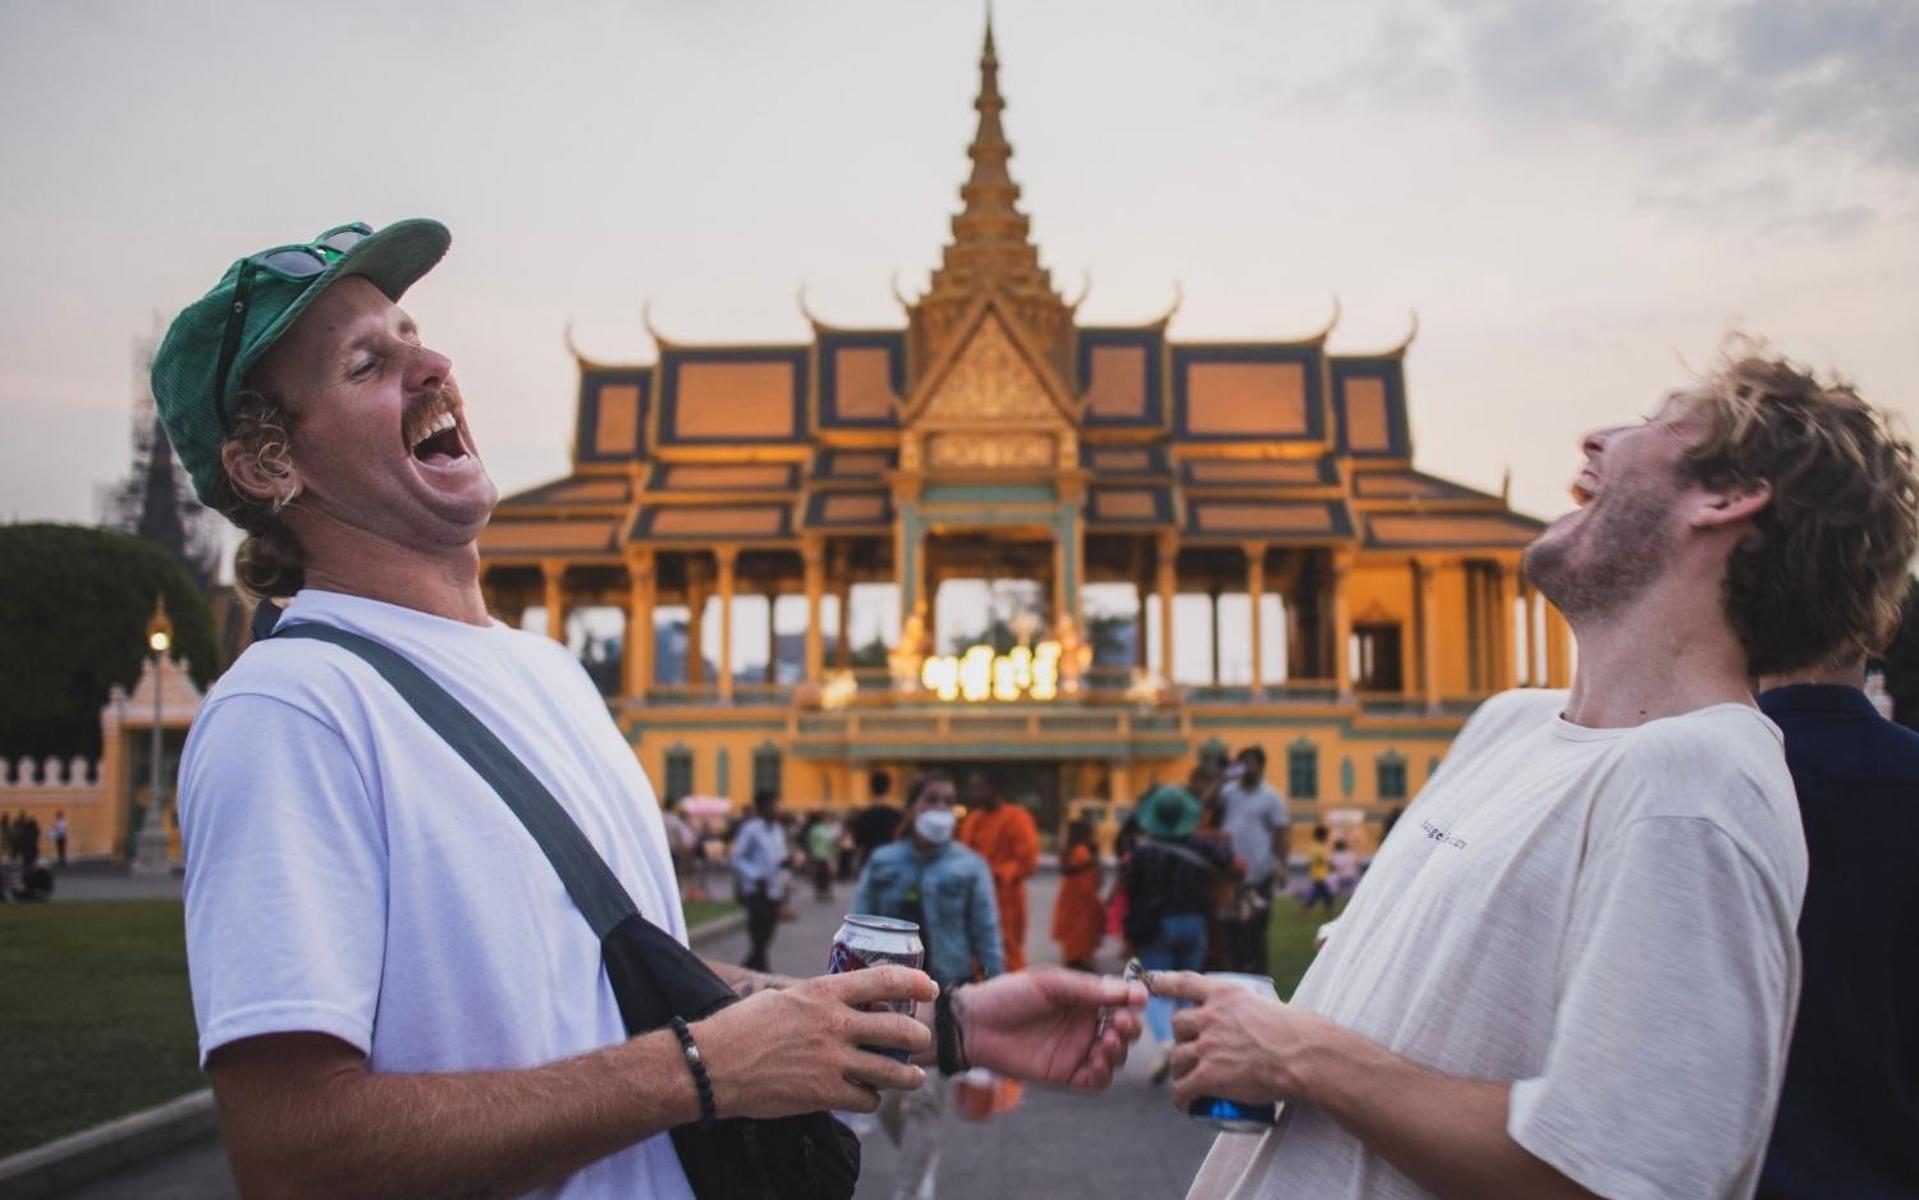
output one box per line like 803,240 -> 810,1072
1208,584 -> 1222,685
803,537 -> 826,684
1473,560 -> 1489,691
1156,533 -> 1179,683
833,543 -> 853,670
1331,550 -> 1355,703
624,549 -> 655,700
1493,560 -> 1519,691
1281,555 -> 1308,680
715,546 -> 738,704
541,559 -> 568,645
1110,760 -> 1133,805
1544,602 -> 1573,688
1135,551 -> 1151,669
1243,542 -> 1267,693
685,557 -> 710,686
1523,581 -> 1543,686
1414,555 -> 1442,715
764,586 -> 779,685
1053,499 -> 1085,630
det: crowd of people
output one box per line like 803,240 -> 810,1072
1,807 -> 62,901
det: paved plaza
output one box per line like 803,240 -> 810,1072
52,868 -> 1228,1199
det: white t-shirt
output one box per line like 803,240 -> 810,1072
1187,689 -> 1806,1200
1219,778 -> 1289,886
731,816 -> 789,900
179,590 -> 695,1200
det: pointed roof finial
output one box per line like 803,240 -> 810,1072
918,11 -> 1058,305
966,4 -> 1012,215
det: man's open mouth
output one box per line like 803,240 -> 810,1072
1569,470 -> 1599,507
409,410 -> 468,465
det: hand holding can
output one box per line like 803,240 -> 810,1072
828,914 -> 926,1062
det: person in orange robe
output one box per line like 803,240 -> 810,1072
1052,818 -> 1105,970
959,773 -> 1041,972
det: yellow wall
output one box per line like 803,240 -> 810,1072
1344,562 -> 1417,686
1434,561 -> 1475,697
625,705 -> 1477,860
0,782 -> 115,860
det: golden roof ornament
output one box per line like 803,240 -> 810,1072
908,12 -> 1074,388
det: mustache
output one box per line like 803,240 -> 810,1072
402,384 -> 464,447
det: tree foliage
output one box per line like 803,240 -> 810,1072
0,523 -> 219,763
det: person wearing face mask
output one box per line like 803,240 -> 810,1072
853,772 -> 1004,1199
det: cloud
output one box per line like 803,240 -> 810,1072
1317,0 -> 1919,171
1636,174 -> 1878,240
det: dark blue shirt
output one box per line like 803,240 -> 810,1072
1756,685 -> 1919,1200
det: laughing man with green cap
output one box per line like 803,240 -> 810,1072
156,220 -> 1145,1198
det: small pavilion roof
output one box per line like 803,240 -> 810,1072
1181,498 -> 1356,544
1085,483 -> 1176,531
628,501 -> 798,546
1361,509 -> 1545,550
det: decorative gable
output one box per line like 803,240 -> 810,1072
915,312 -> 1067,428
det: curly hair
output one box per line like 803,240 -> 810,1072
207,384 -> 307,600
1678,345 -> 1919,675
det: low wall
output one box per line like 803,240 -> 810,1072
0,758 -> 116,861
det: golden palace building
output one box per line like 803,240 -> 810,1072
477,24 -> 1571,845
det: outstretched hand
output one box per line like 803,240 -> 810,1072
957,968 -> 1148,1091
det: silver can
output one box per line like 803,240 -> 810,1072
1187,973 -> 1281,1132
828,914 -> 925,1061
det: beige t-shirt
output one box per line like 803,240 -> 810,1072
1187,690 -> 1806,1200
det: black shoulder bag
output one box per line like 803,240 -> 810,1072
266,618 -> 860,1199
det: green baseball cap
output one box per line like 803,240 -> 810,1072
150,218 -> 451,505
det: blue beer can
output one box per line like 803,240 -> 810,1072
1187,972 -> 1281,1132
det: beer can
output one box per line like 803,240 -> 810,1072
828,914 -> 925,1062
1187,973 -> 1281,1133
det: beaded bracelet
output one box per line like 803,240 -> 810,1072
669,1016 -> 717,1128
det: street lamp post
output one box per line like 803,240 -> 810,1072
131,596 -> 174,876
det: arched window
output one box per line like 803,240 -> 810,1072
1286,739 -> 1319,801
752,742 -> 782,798
1376,750 -> 1409,801
663,744 -> 694,804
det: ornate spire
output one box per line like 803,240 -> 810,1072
954,11 -> 1021,249
909,14 -> 1074,385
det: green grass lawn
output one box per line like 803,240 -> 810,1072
0,900 -> 202,1158
681,897 -> 737,930
1268,895 -> 1347,1000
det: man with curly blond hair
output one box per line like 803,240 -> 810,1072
1160,345 -> 1919,1200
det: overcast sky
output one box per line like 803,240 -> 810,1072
3,0 -> 1914,676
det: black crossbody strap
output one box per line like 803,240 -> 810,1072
269,621 -> 639,939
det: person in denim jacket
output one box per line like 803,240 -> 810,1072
852,771 -> 1003,1199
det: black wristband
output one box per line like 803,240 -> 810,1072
669,1016 -> 717,1128
935,983 -> 969,1077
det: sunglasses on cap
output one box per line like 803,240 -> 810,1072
212,222 -> 374,429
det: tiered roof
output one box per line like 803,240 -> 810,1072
482,20 -> 1540,566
